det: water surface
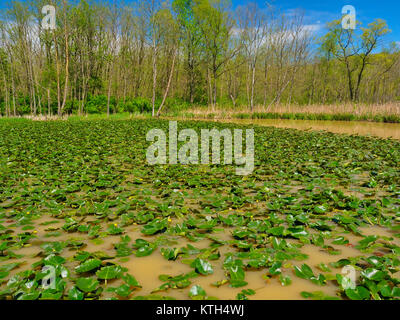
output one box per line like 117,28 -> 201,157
212,119 -> 400,140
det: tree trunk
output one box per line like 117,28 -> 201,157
53,31 -> 61,115
60,0 -> 69,116
250,63 -> 256,112
157,47 -> 178,117
152,43 -> 157,117
107,63 -> 112,116
47,88 -> 51,116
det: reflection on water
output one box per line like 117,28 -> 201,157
213,119 -> 400,140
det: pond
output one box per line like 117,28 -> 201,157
211,119 -> 400,140
1,119 -> 399,300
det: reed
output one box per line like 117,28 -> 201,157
178,103 -> 400,123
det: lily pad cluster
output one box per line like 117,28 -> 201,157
0,119 -> 399,300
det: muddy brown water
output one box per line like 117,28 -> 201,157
205,119 -> 400,140
2,214 -> 399,300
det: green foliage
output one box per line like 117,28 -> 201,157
119,98 -> 152,114
0,118 -> 399,301
86,95 -> 115,114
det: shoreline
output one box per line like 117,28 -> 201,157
1,112 -> 400,124
178,111 -> 400,124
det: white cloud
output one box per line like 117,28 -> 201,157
303,24 -> 323,33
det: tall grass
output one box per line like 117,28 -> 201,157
181,103 -> 400,123
2,103 -> 400,123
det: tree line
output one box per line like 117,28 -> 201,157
0,0 -> 399,117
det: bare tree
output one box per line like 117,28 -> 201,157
267,10 -> 311,108
237,2 -> 269,111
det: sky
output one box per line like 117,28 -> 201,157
232,0 -> 400,46
0,0 -> 399,46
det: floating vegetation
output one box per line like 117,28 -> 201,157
0,119 -> 399,300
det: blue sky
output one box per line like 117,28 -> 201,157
232,0 -> 400,46
0,0 -> 399,46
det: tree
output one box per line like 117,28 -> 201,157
155,5 -> 180,116
193,0 -> 236,108
236,2 -> 268,111
322,19 -> 390,102
267,10 -> 311,107
141,0 -> 162,117
173,0 -> 202,103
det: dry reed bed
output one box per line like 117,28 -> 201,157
186,103 -> 400,119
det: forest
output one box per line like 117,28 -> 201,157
0,0 -> 399,117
